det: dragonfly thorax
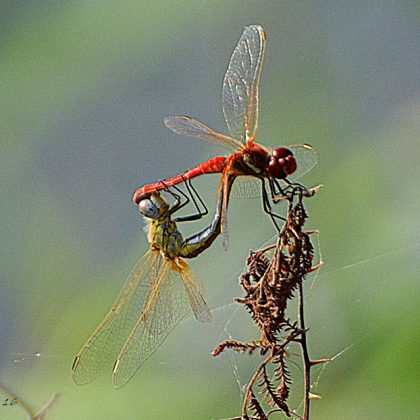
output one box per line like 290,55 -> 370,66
243,153 -> 264,175
240,142 -> 271,176
268,147 -> 297,179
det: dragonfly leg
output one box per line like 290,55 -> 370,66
158,180 -> 187,213
270,178 -> 286,197
269,178 -> 315,204
182,179 -> 208,217
172,179 -> 209,223
281,179 -> 312,198
261,179 -> 286,232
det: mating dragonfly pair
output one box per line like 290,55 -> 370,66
72,25 -> 318,388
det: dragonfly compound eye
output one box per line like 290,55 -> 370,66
268,147 -> 297,179
138,198 -> 159,219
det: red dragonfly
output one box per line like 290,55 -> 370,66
134,25 -> 317,236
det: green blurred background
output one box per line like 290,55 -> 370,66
1,1 -> 419,419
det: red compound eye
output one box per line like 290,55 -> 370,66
268,159 -> 283,178
268,147 -> 296,179
272,147 -> 292,159
284,156 -> 297,175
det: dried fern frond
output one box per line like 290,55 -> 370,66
213,187 -> 324,419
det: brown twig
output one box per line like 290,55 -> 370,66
298,281 -> 311,419
213,185 -> 326,419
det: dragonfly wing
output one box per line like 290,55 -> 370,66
222,25 -> 266,144
180,263 -> 212,323
112,261 -> 194,388
287,144 -> 318,183
72,251 -> 160,385
164,116 -> 242,150
231,176 -> 262,199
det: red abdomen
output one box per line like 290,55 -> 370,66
133,156 -> 227,204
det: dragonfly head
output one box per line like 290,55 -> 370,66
138,192 -> 169,220
267,147 -> 297,179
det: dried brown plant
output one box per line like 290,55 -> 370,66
213,186 -> 328,419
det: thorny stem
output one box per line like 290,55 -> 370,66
298,281 -> 311,420
214,185 -> 322,419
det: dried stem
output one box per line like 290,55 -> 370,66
298,282 -> 311,420
213,185 -> 325,419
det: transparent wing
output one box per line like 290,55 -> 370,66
72,251 -> 160,385
231,176 -> 262,199
164,116 -> 242,150
112,260 -> 210,388
180,263 -> 212,323
222,25 -> 266,144
287,144 -> 318,183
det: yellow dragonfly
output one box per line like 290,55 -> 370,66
72,183 -> 221,388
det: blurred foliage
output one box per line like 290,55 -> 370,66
1,1 -> 419,419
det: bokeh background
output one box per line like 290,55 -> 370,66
1,1 -> 419,419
